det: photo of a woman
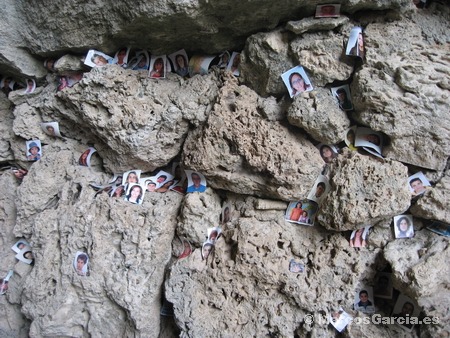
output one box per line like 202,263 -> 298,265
125,184 -> 144,204
149,56 -> 166,78
281,66 -> 313,98
394,215 -> 414,238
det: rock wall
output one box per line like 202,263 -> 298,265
0,1 -> 449,338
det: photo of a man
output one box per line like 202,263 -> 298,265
408,172 -> 431,197
186,170 -> 207,193
73,252 -> 89,276
353,287 -> 375,313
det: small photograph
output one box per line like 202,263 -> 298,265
66,72 -> 84,87
24,79 -> 36,94
15,247 -> 34,264
281,66 -> 313,98
154,170 -> 174,188
155,179 -> 175,193
78,147 -> 97,167
111,185 -> 125,198
57,76 -> 69,92
315,4 -> 341,18
226,52 -> 241,77
1,77 -> 15,96
344,126 -> 357,151
130,50 -> 150,71
0,270 -> 13,295
393,215 -> 414,239
122,170 -> 142,188
391,294 -> 420,331
169,49 -> 189,77
84,49 -> 113,68
142,178 -> 157,193
44,59 -> 55,72
354,286 -> 375,313
149,55 -> 167,79
307,175 -> 330,204
40,122 -> 62,137
207,227 -> 222,244
331,85 -> 353,111
221,203 -> 231,224
218,51 -> 230,69
201,240 -> 214,260
346,26 -> 364,59
288,259 -> 304,273
317,143 -> 338,163
172,236 -> 192,259
11,239 -> 30,254
109,173 -> 124,186
407,172 -> 431,197
178,238 -> 192,259
125,183 -> 145,205
26,140 -> 42,161
188,54 -> 216,77
329,307 -> 353,332
185,170 -> 207,193
427,220 -> 450,237
11,166 -> 28,180
73,251 -> 89,276
285,200 -> 319,226
373,272 -> 393,299
349,226 -> 371,248
354,127 -> 383,157
112,47 -> 129,67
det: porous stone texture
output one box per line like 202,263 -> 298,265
0,94 -> 15,161
182,75 -> 324,201
286,16 -> 350,35
287,87 -> 351,144
351,7 -> 450,171
410,173 -> 450,224
317,151 -> 411,231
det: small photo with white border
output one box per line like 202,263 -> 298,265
391,294 -> 420,332
73,251 -> 89,276
307,175 -> 330,204
393,214 -> 414,239
354,286 -> 375,313
281,66 -> 313,98
85,50 -> 113,68
41,122 -> 62,138
315,4 -> 341,18
407,172 -> 431,197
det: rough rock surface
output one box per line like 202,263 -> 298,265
0,94 -> 14,161
182,75 -> 324,201
286,16 -> 349,35
317,151 -> 411,231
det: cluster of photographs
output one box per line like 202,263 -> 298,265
330,276 -> 423,332
0,77 -> 36,96
90,163 -> 208,205
11,239 -> 34,265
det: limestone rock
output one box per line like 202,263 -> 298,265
0,94 -> 15,161
287,87 -> 351,144
182,76 -> 324,201
54,54 -> 86,73
317,151 -> 411,231
286,16 -> 350,35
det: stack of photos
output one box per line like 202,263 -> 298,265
202,226 -> 222,260
289,259 -> 304,273
23,79 -> 36,94
391,294 -> 420,331
346,26 -> 364,59
315,4 -> 341,18
226,52 -> 241,77
349,226 -> 371,248
307,174 -> 330,205
220,203 -> 231,224
84,50 -> 113,67
218,51 -> 230,69
281,66 -> 313,98
12,239 -> 34,264
285,199 -> 319,226
408,172 -> 431,197
317,143 -> 338,163
426,220 -> 450,237
353,286 -> 375,313
188,55 -> 216,77
149,55 -> 168,79
172,236 -> 192,259
112,47 -> 130,67
26,140 -> 41,161
128,50 -> 150,71
74,251 -> 89,276
344,126 -> 357,151
78,147 -> 97,167
331,85 -> 353,111
354,127 -> 383,158
373,272 -> 393,299
185,170 -> 207,193
393,215 -> 414,239
41,122 -> 62,137
169,49 -> 189,77
0,270 -> 13,295
329,307 -> 353,332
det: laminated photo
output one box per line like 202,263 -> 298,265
155,179 -> 175,193
393,215 -> 414,239
41,122 -> 62,138
391,294 -> 420,331
285,199 -> 319,226
78,147 -> 97,167
84,49 -> 113,68
346,26 -> 364,59
354,286 -> 375,313
154,170 -> 174,188
149,55 -> 167,79
307,174 -> 330,204
142,178 -> 157,193
73,251 -> 89,276
373,272 -> 393,299
349,226 -> 371,248
26,140 -> 42,161
125,183 -> 145,205
169,49 -> 189,77
172,236 -> 192,259
331,84 -> 353,111
281,66 -> 313,98
315,4 -> 341,18
407,172 -> 431,197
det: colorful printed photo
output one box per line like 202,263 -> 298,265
331,84 -> 353,111
317,143 -> 338,163
125,183 -> 145,205
408,172 -> 431,197
26,140 -> 42,161
149,55 -> 167,79
315,4 -> 341,18
393,215 -> 414,239
349,226 -> 371,248
84,49 -> 113,68
113,47 -> 130,67
73,251 -> 89,276
78,147 -> 96,167
41,122 -> 62,137
391,294 -> 420,331
188,54 -> 216,77
169,49 -> 189,77
285,199 -> 319,226
281,66 -> 313,98
185,170 -> 207,193
346,26 -> 364,59
353,286 -> 375,313
307,175 -> 330,204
